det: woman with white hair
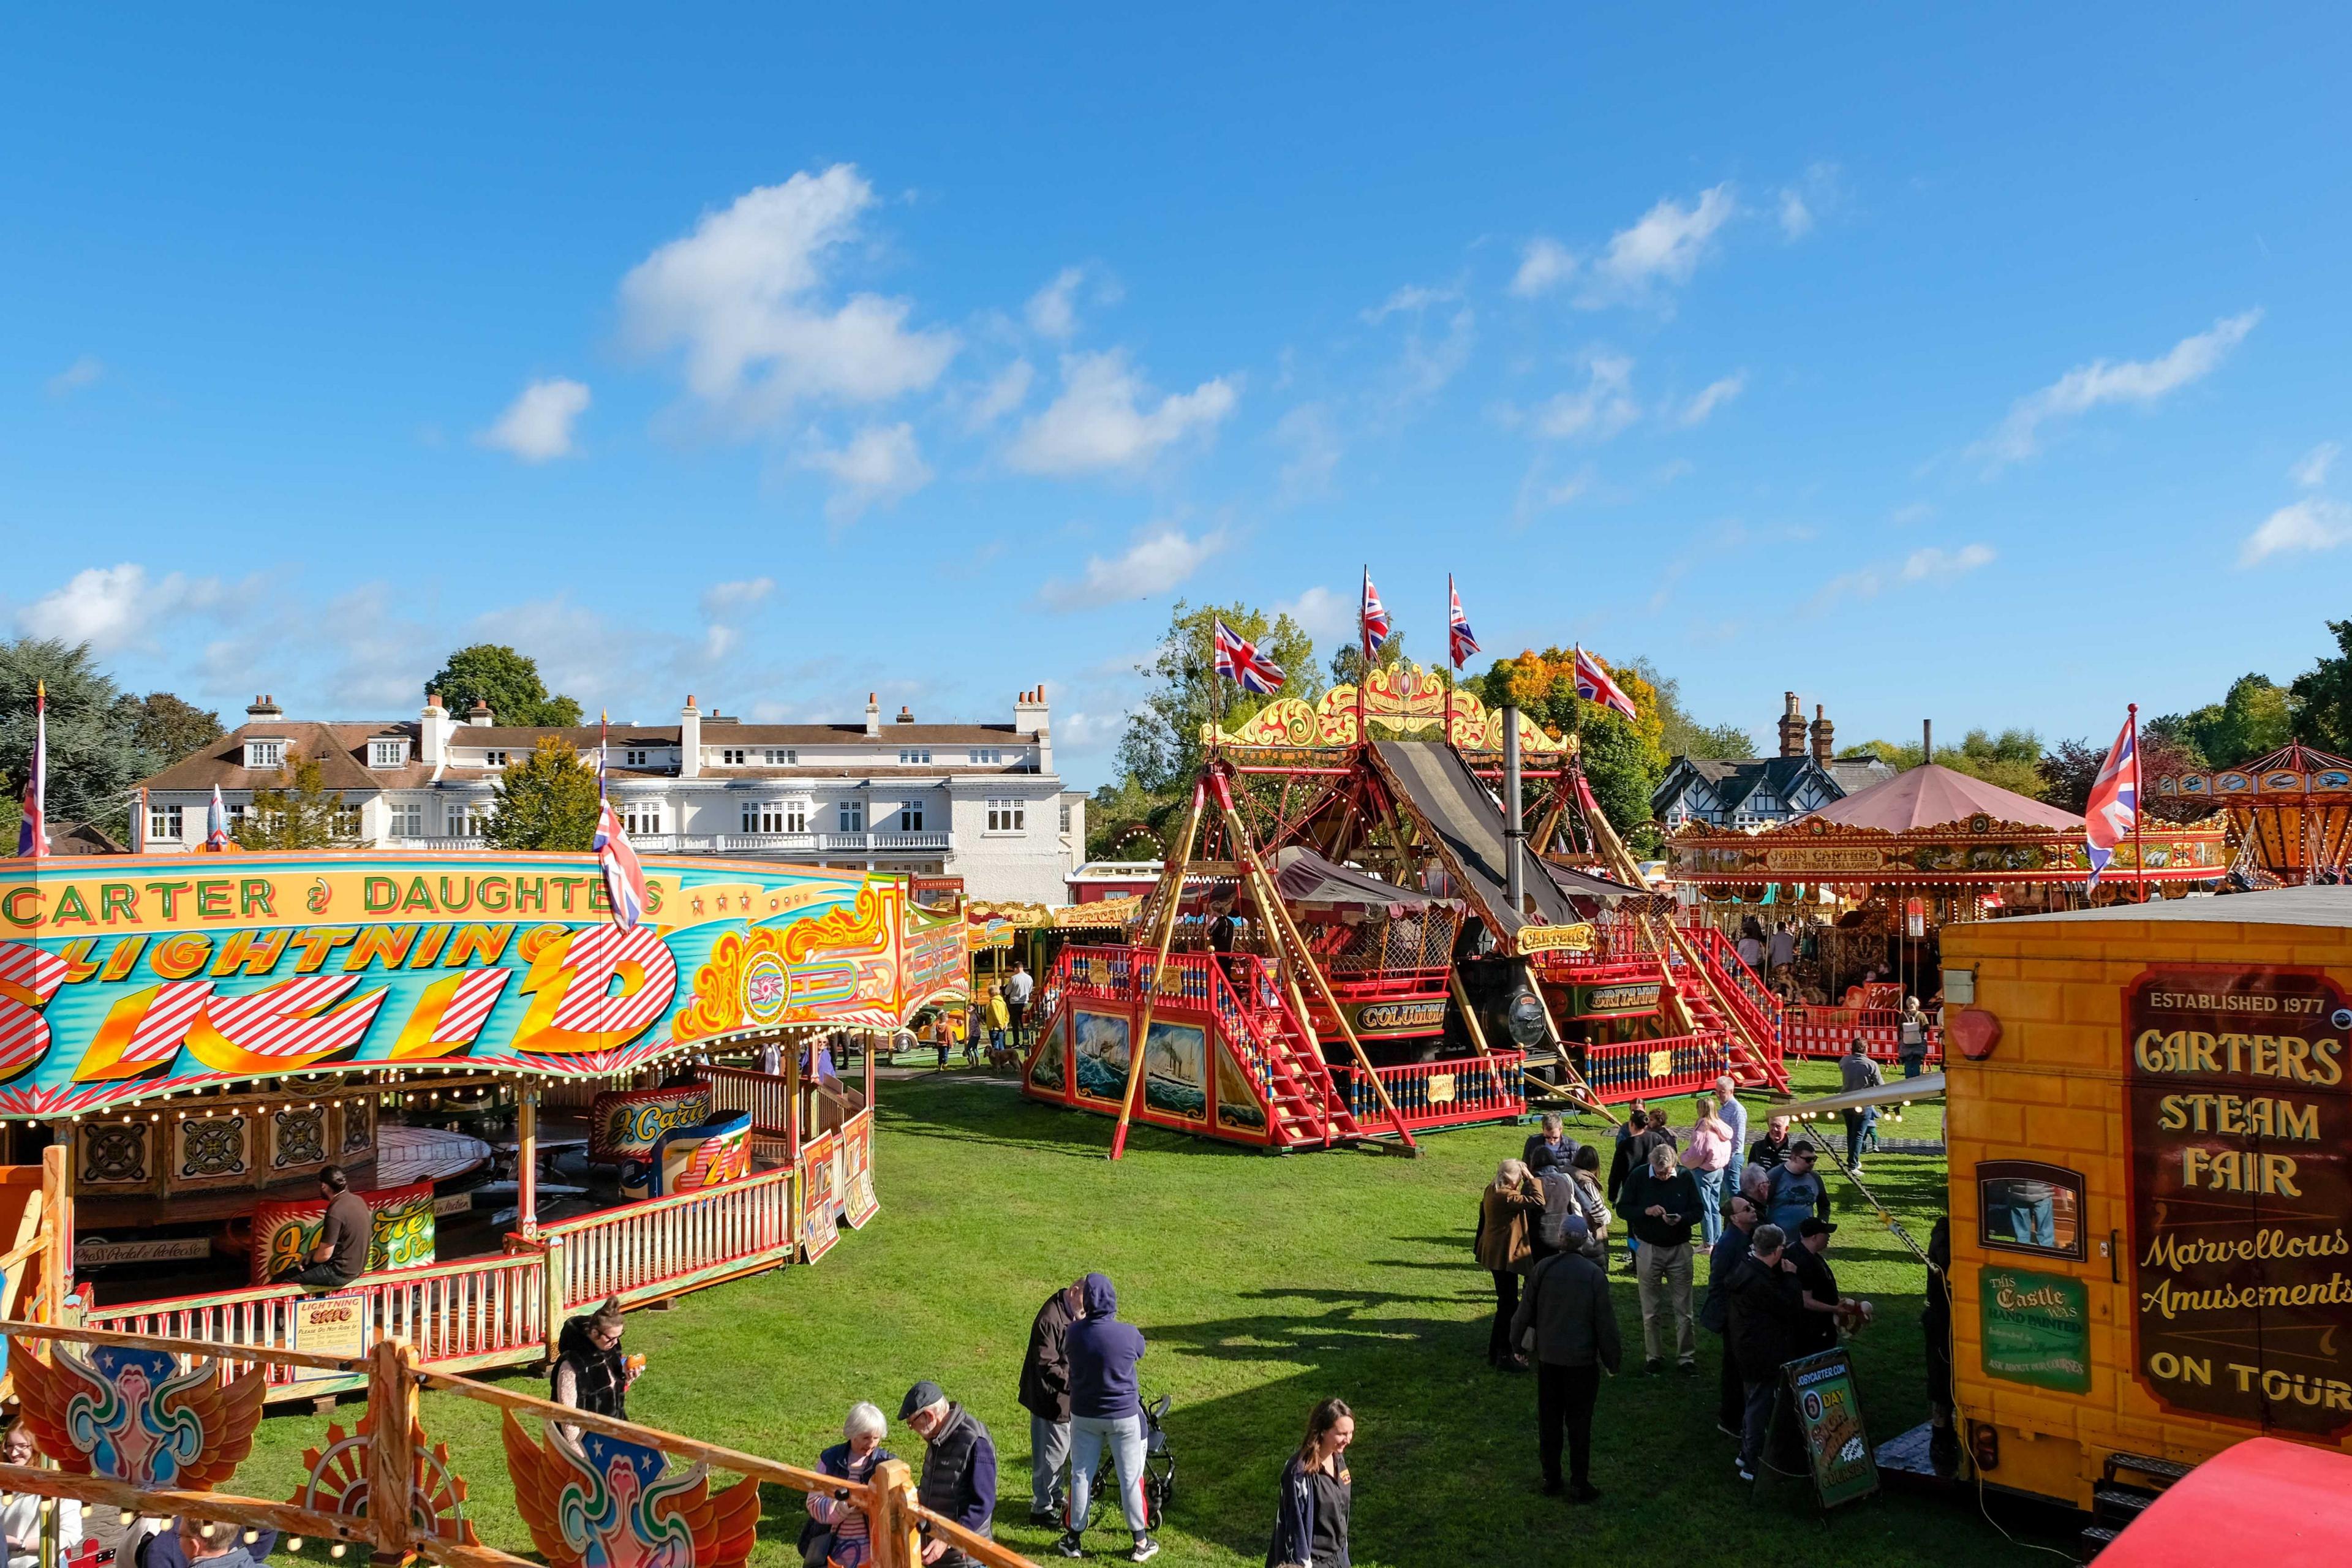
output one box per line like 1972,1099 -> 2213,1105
1473,1158 -> 1545,1371
805,1403 -> 895,1568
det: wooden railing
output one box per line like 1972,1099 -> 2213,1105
1330,1052 -> 1525,1132
1581,1031 -> 1727,1102
696,1065 -> 794,1134
83,1248 -> 551,1398
539,1164 -> 796,1311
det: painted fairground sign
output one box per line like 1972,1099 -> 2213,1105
1669,816 -> 2230,887
0,850 -> 914,1118
2124,964 -> 2352,1435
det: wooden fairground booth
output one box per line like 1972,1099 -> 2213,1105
0,846 -> 951,1405
1666,764 -> 2228,1067
1021,663 -> 1785,1156
1936,886 -> 2352,1529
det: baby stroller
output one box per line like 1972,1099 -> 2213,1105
1086,1392 -> 1175,1532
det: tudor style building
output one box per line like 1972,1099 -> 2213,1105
1651,693 -> 1895,830
134,688 -> 1089,905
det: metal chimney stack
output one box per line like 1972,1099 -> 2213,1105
1504,706 -> 1526,914
1923,718 -> 1933,764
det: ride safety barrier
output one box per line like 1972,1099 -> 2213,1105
1580,1033 -> 1727,1102
0,1319 -> 1041,1568
537,1163 -> 798,1312
1781,1006 -> 1943,1065
1330,1052 -> 1526,1132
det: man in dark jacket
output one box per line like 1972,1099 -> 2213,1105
902,1380 -> 997,1567
1522,1113 -> 1577,1175
1747,1113 -> 1794,1172
1703,1194 -> 1760,1436
273,1166 -> 371,1287
1790,1218 -> 1849,1354
1018,1278 -> 1085,1524
1509,1215 -> 1621,1501
1057,1273 -> 1156,1562
1724,1225 -> 1807,1483
1621,1142 -> 1702,1375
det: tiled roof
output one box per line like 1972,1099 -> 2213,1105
141,722 -> 432,793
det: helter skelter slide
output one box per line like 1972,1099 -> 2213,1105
1018,663 -> 1785,1159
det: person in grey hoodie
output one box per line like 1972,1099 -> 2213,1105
1056,1273 -> 1157,1564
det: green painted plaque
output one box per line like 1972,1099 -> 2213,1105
1980,1265 -> 2092,1395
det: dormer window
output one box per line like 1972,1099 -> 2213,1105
483,750 -> 508,767
721,748 -> 747,766
369,739 -> 405,769
763,748 -> 795,764
245,739 -> 285,771
624,748 -> 651,767
899,747 -> 931,765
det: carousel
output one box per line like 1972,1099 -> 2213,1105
2152,740 -> 2352,885
1665,763 -> 2230,1061
0,845 -> 950,1403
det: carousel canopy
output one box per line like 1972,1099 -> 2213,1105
1800,763 -> 2081,833
1272,846 -> 1460,918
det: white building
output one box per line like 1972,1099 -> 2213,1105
135,688 -> 1088,905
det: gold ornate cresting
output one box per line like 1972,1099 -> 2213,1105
1202,662 -> 1569,752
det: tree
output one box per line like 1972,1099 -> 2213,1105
483,736 -> 601,850
1326,629 -> 1412,688
2290,619 -> 2352,755
2163,673 -> 2295,770
124,692 -> 224,767
426,644 -> 583,727
0,638 -> 155,843
235,750 -> 356,849
1115,600 -> 1324,801
1473,648 -> 1667,841
2045,730 -> 2207,822
1838,727 -> 2048,798
2037,739 -> 2104,815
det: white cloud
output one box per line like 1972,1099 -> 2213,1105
478,377 -> 590,462
1523,353 -> 1638,441
1273,403 -> 1341,500
1512,460 -> 1597,527
2291,440 -> 2340,489
1901,543 -> 1996,581
1777,190 -> 1814,240
1582,183 -> 1736,304
1971,310 -> 2262,469
17,564 -> 249,655
1008,351 -> 1237,475
967,359 -> 1035,428
799,423 -> 933,522
46,356 -> 104,397
619,165 -> 958,429
2239,497 -> 2352,567
1275,585 -> 1350,640
1037,524 -> 1225,609
701,578 -> 775,615
1362,284 -> 1452,323
1510,238 -> 1577,299
1890,502 -> 1934,526
1677,373 -> 1746,427
1027,268 -> 1087,339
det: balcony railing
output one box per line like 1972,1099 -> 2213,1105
381,831 -> 952,855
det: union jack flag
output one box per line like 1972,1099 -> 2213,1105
15,682 -> 44,860
1361,568 -> 1392,656
1213,617 -> 1286,695
594,715 -> 650,928
2084,713 -> 2139,888
205,784 -> 233,850
1447,576 -> 1480,669
1573,646 -> 1638,721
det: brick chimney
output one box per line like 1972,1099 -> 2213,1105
1810,703 -> 1834,766
246,694 -> 283,719
895,704 -> 915,725
1777,692 -> 1805,758
864,693 -> 882,738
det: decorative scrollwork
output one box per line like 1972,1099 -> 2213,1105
292,1412 -> 479,1545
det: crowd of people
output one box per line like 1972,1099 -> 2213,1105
1479,1080 -> 1894,1498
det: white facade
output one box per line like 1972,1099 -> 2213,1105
135,688 -> 1086,905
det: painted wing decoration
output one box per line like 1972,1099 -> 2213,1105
502,1411 -> 759,1568
8,1338 -> 265,1490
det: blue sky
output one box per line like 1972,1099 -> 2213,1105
5,7 -> 2348,787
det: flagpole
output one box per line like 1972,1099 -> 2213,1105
1444,573 -> 1455,742
2130,703 -> 2145,905
1357,565 -> 1368,744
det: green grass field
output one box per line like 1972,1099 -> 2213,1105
234,1063 -> 2070,1568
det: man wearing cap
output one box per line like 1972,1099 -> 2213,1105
1509,1213 -> 1621,1502
1723,1224 -> 1807,1484
1790,1218 -> 1855,1355
900,1380 -> 998,1566
1764,1142 -> 1830,1237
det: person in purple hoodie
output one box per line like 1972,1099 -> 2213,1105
1054,1273 -> 1157,1564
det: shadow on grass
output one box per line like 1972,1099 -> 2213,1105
878,1078 -> 1282,1163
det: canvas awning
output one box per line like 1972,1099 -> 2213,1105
1272,846 -> 1462,919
